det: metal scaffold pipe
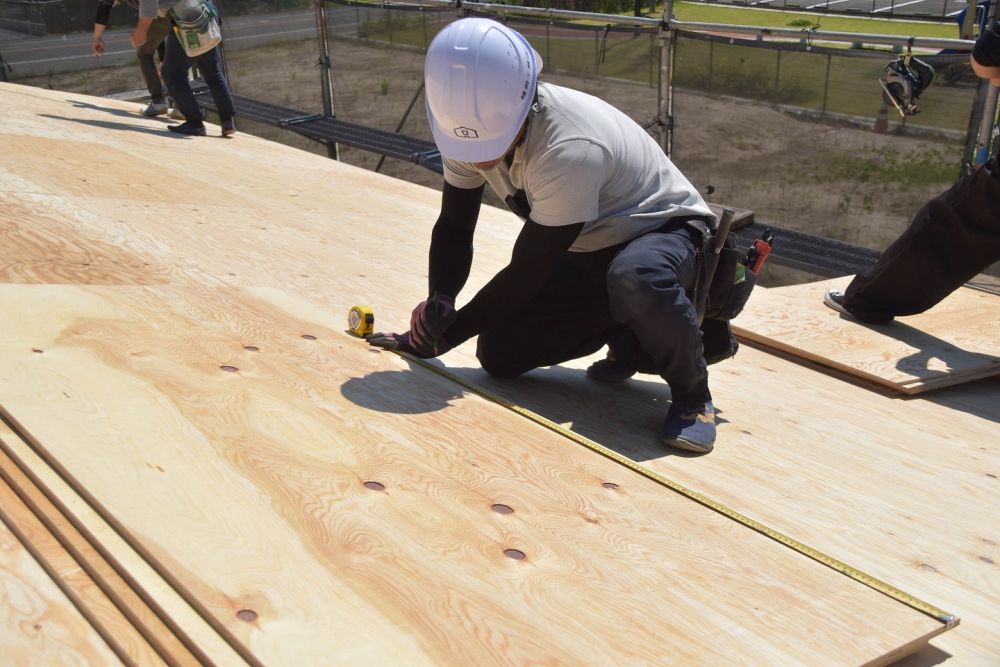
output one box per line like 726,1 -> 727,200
315,0 -> 340,160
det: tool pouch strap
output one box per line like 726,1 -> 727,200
682,215 -> 757,322
703,239 -> 757,321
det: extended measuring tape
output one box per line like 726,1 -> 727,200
347,305 -> 374,337
381,348 -> 958,628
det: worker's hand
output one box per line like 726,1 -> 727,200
365,331 -> 447,359
92,36 -> 105,56
409,294 -> 457,355
130,30 -> 146,49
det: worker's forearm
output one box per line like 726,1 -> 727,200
428,224 -> 474,299
131,16 -> 153,48
93,24 -> 106,38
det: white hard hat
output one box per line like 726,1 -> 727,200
424,18 -> 541,162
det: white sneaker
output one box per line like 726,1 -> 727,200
141,101 -> 168,117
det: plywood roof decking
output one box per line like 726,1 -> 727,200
0,512 -> 123,665
0,81 -> 994,663
0,283 -> 950,665
0,418 -> 250,667
732,278 -> 1000,393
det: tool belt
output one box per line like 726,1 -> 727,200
683,216 -> 757,322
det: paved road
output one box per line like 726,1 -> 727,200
0,8 -> 359,78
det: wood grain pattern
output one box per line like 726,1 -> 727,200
0,283 -> 947,666
731,278 -> 1000,393
0,431 -> 207,666
0,419 -> 250,667
0,512 -> 122,665
0,469 -> 155,665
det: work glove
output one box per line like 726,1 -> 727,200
365,331 -> 439,358
409,294 -> 457,356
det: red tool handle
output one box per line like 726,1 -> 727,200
750,239 -> 772,274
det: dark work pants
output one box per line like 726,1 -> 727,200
476,223 -> 710,403
136,17 -> 171,103
162,26 -> 235,125
844,159 -> 1000,319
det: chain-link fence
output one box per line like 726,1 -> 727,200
4,0 -> 996,275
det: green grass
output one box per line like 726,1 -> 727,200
669,2 -> 961,38
355,5 -> 975,131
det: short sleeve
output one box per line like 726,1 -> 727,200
442,157 -> 487,190
524,139 -> 606,226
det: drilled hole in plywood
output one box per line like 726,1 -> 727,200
220,365 -> 239,373
363,481 -> 385,491
491,504 -> 514,515
236,609 -> 258,622
243,346 -> 259,352
301,334 -> 317,340
503,548 -> 526,560
31,348 -> 43,354
602,482 -> 619,490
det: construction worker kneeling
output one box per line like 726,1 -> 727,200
366,17 -> 749,453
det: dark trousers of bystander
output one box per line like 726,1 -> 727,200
475,221 -> 711,404
843,156 -> 1000,321
136,16 -> 171,103
161,26 -> 235,126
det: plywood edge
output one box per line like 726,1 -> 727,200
861,621 -> 955,667
733,326 -> 914,392
0,474 -> 142,665
0,411 -> 251,667
0,438 -> 198,666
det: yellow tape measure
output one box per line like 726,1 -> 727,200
347,305 -> 374,337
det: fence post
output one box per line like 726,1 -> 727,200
657,0 -> 675,156
546,20 -> 552,71
965,0 -> 1000,171
314,0 -> 340,160
822,53 -> 832,115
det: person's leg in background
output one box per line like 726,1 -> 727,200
136,16 -> 171,116
193,46 -> 236,136
161,28 -> 206,135
828,163 -> 1000,322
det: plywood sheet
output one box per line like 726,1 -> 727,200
0,466 -> 163,665
0,514 -> 122,665
0,419 -> 249,667
0,283 -> 949,665
731,278 -> 1000,393
433,345 -> 1000,666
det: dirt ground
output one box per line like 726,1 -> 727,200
17,35 -> 995,284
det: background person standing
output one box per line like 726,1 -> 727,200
92,0 -> 171,117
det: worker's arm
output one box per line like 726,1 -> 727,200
442,218 -> 584,347
92,0 -> 114,55
131,16 -> 153,48
132,0 -> 158,49
427,181 -> 484,299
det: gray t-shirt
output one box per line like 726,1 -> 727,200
443,82 -> 714,252
138,0 -> 184,18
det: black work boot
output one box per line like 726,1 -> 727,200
167,121 -> 207,136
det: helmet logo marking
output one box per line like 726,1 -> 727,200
454,127 -> 479,139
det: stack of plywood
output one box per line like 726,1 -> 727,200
2,81 -> 996,666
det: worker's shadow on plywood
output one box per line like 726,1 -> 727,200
844,317 -> 1000,379
443,364 -> 724,460
885,642 -> 951,667
340,366 -> 464,415
39,112 -> 174,139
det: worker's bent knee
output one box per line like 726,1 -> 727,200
476,335 -> 530,379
